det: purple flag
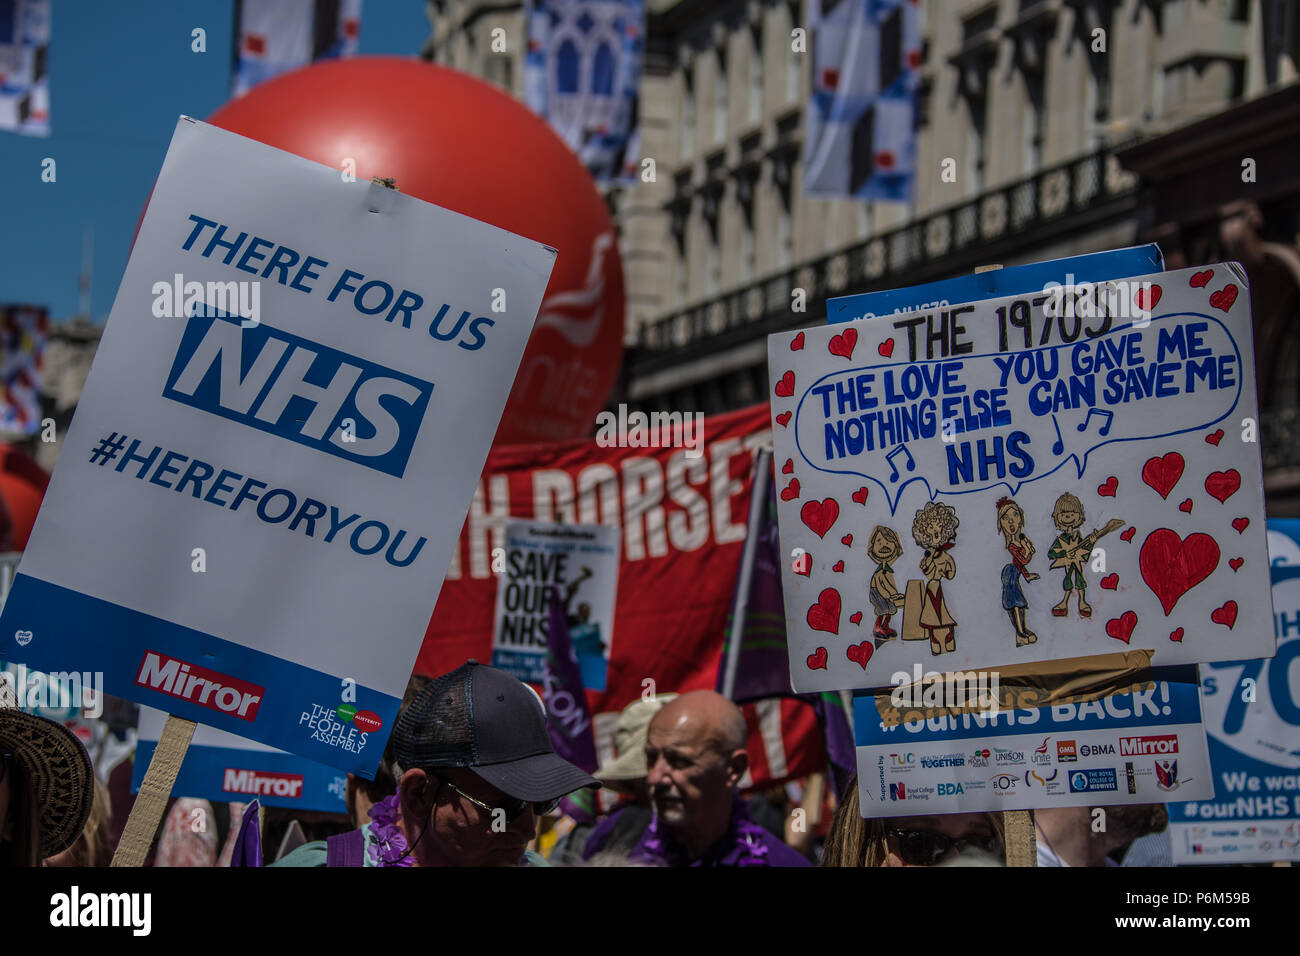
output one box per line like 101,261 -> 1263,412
812,693 -> 857,800
230,799 -> 262,868
545,595 -> 599,823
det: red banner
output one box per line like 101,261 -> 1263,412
417,403 -> 825,786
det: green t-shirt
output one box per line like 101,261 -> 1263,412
270,822 -> 549,867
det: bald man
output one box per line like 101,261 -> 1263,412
615,691 -> 809,866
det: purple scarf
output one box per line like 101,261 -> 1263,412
630,793 -> 773,867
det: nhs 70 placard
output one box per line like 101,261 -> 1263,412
0,117 -> 556,775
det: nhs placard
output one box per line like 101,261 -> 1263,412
0,118 -> 557,775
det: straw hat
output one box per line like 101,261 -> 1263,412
595,693 -> 678,783
0,676 -> 95,858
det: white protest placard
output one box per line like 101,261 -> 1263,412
492,520 -> 620,692
855,673 -> 1212,815
770,264 -> 1273,692
0,117 -> 556,775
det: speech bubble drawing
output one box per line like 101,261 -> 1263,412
788,311 -> 1241,514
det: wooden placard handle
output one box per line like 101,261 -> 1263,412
110,714 -> 196,867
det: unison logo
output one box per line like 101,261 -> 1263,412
163,313 -> 433,478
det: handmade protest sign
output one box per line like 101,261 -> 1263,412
1168,520 -> 1300,864
134,706 -> 348,813
770,264 -> 1273,692
0,117 -> 556,775
855,666 -> 1211,815
492,520 -> 620,691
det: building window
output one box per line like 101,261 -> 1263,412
748,24 -> 763,125
857,202 -> 874,240
681,64 -> 695,160
1023,71 -> 1044,173
776,180 -> 793,269
714,47 -> 729,144
965,100 -> 986,196
706,224 -> 721,296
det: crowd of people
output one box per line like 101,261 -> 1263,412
0,659 -> 1173,868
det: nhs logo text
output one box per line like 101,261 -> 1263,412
164,314 -> 433,477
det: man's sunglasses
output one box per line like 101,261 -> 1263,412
886,827 -> 1003,866
432,774 -> 561,822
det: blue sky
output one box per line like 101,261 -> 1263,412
0,1 -> 429,322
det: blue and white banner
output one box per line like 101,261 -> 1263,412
826,245 -> 1166,325
0,0 -> 51,136
1168,520 -> 1300,864
0,117 -> 555,776
804,0 -> 920,202
855,671 -> 1212,815
524,0 -> 644,185
134,706 -> 348,813
492,519 -> 620,691
233,0 -> 362,98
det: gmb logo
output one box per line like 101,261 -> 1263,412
164,313 -> 433,478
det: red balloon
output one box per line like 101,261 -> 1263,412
204,56 -> 623,445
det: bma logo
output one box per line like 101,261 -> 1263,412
889,782 -> 906,801
1079,742 -> 1116,757
889,752 -> 914,766
163,313 -> 434,478
937,782 -> 964,795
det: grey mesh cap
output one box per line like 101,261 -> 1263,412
389,659 -> 600,802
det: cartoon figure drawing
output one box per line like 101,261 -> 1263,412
867,525 -> 906,646
995,496 -> 1038,646
563,566 -> 607,690
1046,492 -> 1125,619
912,501 -> 958,656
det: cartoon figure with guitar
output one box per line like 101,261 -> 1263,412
1046,492 -> 1124,619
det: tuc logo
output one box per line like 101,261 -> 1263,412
889,752 -> 915,766
163,313 -> 434,478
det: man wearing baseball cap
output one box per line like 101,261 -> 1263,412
274,660 -> 599,867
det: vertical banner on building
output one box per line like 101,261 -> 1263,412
0,0 -> 50,136
0,304 -> 48,433
803,0 -> 920,202
0,117 -> 556,776
493,520 -> 620,691
234,0 -> 363,97
524,0 -> 645,185
1168,519 -> 1300,864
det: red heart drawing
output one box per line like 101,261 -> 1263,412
1169,627 -> 1184,643
800,498 -> 840,538
782,457 -> 793,474
851,487 -> 869,505
780,478 -> 800,501
793,552 -> 811,576
1211,601 -> 1238,629
806,647 -> 828,670
877,339 -> 894,358
1189,269 -> 1214,289
1134,285 -> 1162,312
1106,610 -> 1138,644
775,411 -> 791,428
1179,498 -> 1193,514
1232,516 -> 1249,534
1120,526 -> 1136,543
1140,529 -> 1221,615
1098,476 -> 1118,497
790,332 -> 805,351
849,611 -> 863,626
1205,469 -> 1241,504
1209,284 -> 1239,312
832,560 -> 845,573
846,641 -> 873,669
807,588 -> 842,634
1229,557 -> 1243,572
828,328 -> 858,360
774,370 -> 795,397
1101,573 -> 1119,590
841,533 -> 853,546
1141,453 -> 1185,499
1205,429 -> 1224,446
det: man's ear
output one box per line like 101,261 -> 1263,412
724,749 -> 750,789
399,768 -> 434,817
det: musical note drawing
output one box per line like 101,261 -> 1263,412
1050,415 -> 1064,456
1076,407 -> 1114,437
886,444 -> 915,483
